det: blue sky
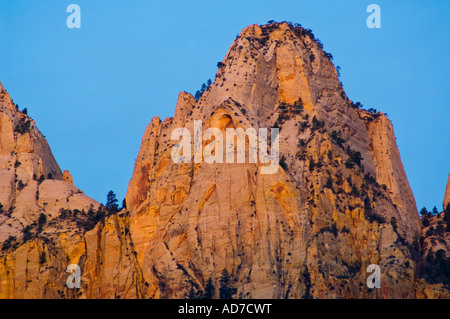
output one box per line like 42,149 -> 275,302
0,0 -> 449,210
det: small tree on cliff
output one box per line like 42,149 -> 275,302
37,213 -> 47,233
204,277 -> 215,299
219,269 -> 237,299
106,190 -> 119,213
431,206 -> 439,216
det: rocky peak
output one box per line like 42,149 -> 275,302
0,85 -> 62,207
0,84 -> 98,242
1,22 -> 443,299
122,22 -> 421,298
194,22 -> 342,125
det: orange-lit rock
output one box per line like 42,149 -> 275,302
0,23 -> 447,299
444,172 -> 450,210
63,170 -> 73,184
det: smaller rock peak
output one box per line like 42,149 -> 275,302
444,172 -> 450,210
174,91 -> 196,121
63,170 -> 73,184
239,24 -> 262,38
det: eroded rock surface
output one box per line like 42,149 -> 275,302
0,22 -> 447,299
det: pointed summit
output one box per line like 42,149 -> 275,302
121,22 -> 420,298
198,22 -> 343,121
0,82 -> 98,242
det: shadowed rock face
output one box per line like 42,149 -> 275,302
0,22 -> 445,299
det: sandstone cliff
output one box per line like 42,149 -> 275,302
444,173 -> 450,210
0,82 -> 102,298
0,82 -> 98,240
0,22 -> 447,299
124,22 -> 421,299
415,201 -> 450,299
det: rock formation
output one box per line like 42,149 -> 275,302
124,22 -> 421,299
416,202 -> 450,298
63,170 -> 74,184
0,22 -> 448,299
444,173 -> 450,210
0,83 -> 98,241
0,81 -> 101,297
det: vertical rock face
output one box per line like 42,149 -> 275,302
0,22 -> 445,299
0,82 -> 104,298
123,22 -> 421,299
366,115 -> 420,240
416,186 -> 450,299
444,173 -> 450,210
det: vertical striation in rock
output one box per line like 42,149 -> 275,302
366,114 -> 420,241
1,22 -> 446,299
122,22 -> 421,299
0,82 -> 105,298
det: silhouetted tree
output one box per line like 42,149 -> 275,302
219,269 -> 237,299
194,79 -> 213,101
204,278 -> 215,299
420,207 -> 429,217
432,206 -> 439,216
106,191 -> 119,213
22,225 -> 33,242
37,213 -> 47,233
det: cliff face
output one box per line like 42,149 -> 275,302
0,22 -> 444,299
416,200 -> 450,299
0,84 -> 98,240
0,82 -> 103,298
124,22 -> 421,298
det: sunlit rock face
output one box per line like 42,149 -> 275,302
0,82 -> 99,298
2,22 -> 445,299
444,173 -> 450,210
124,22 -> 420,299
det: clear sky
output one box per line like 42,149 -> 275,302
0,0 -> 449,210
